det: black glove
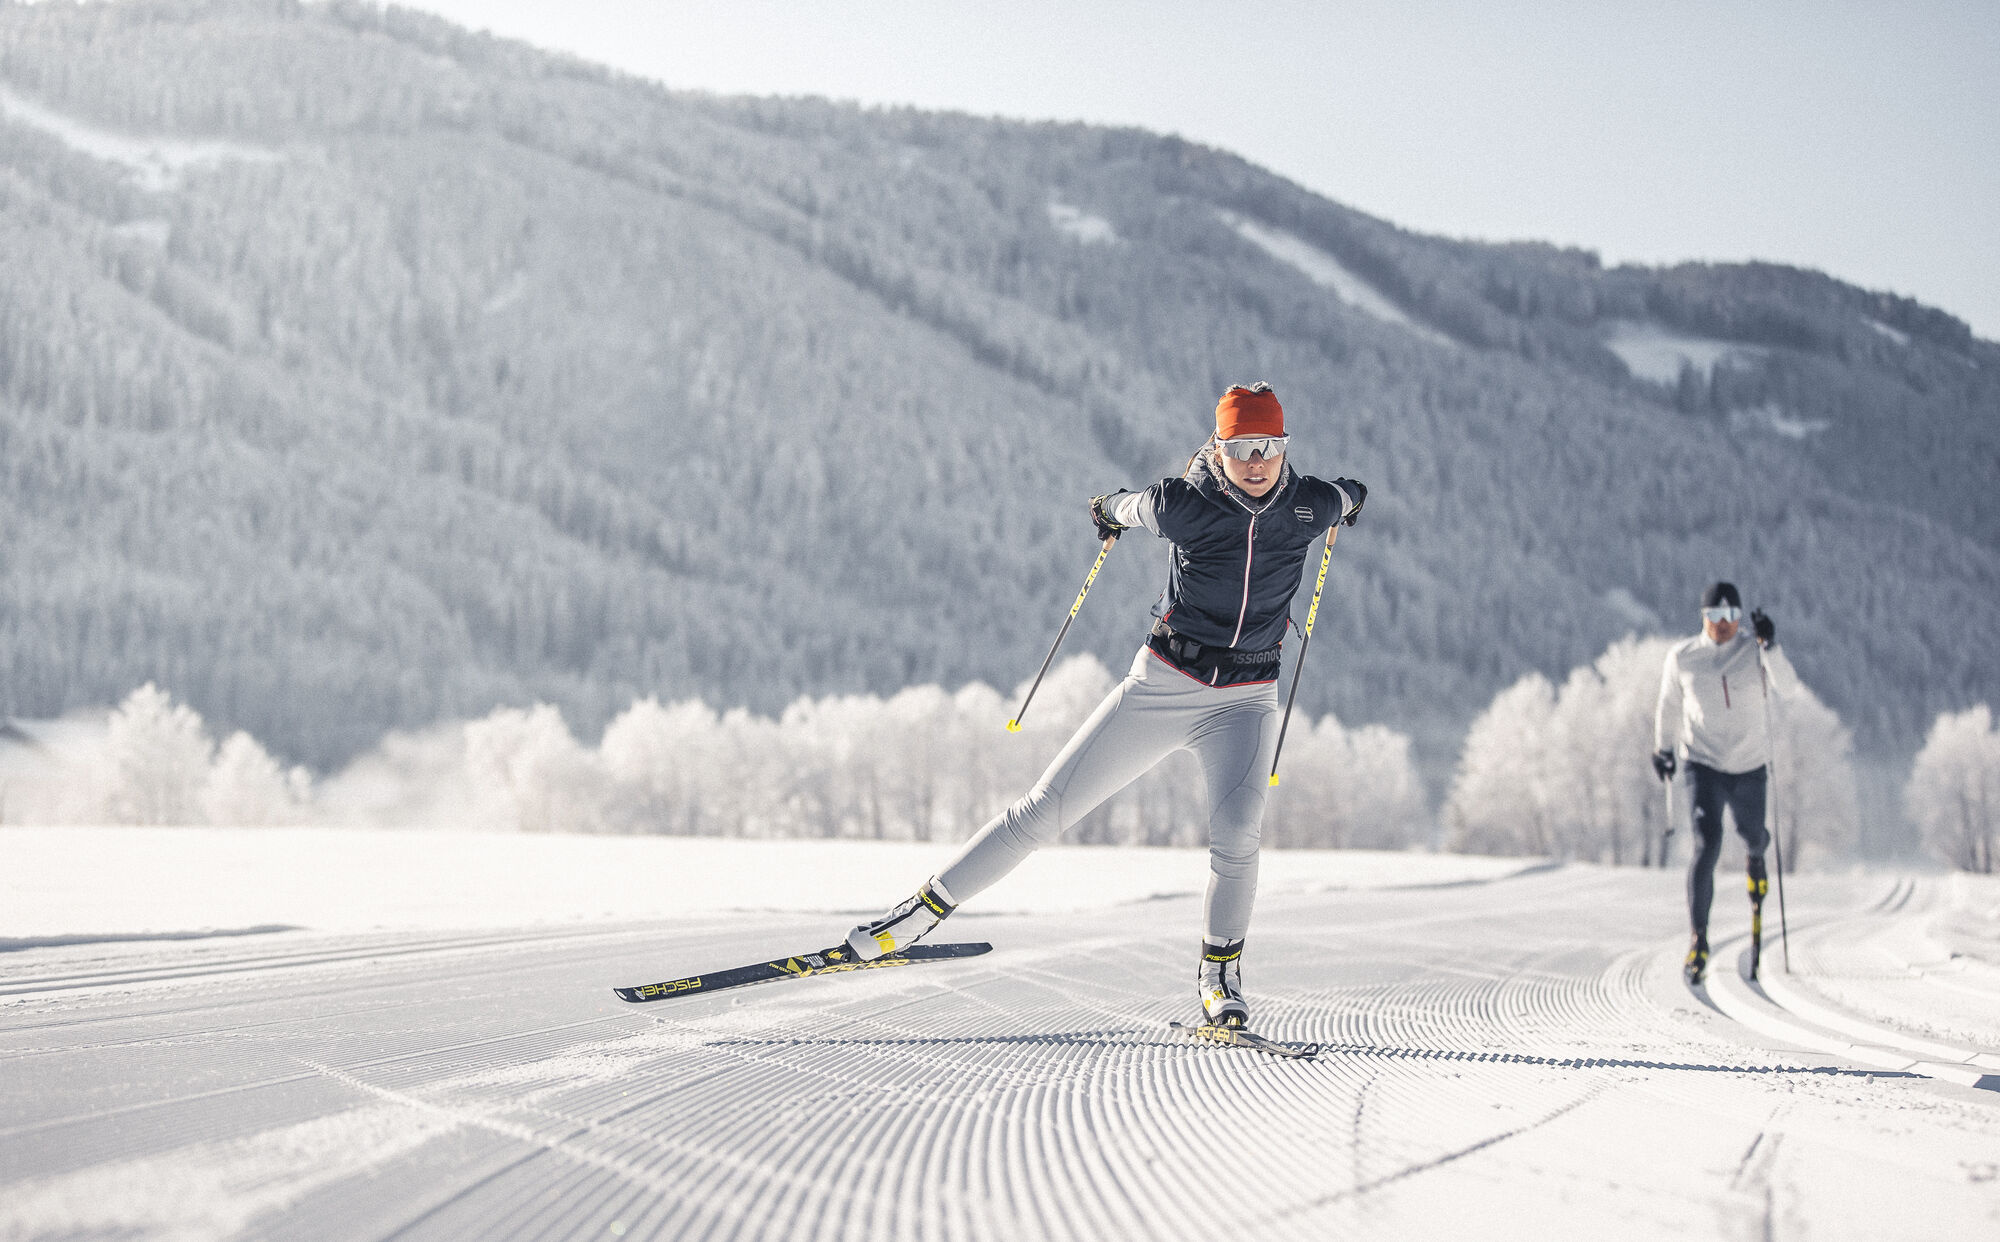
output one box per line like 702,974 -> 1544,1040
1335,479 -> 1367,527
1089,492 -> 1131,542
1751,608 -> 1775,647
1651,750 -> 1676,781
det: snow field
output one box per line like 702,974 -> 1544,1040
0,826 -> 1527,940
2,836 -> 1997,1240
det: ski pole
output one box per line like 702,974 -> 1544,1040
1007,536 -> 1116,732
1661,771 -> 1676,868
1269,525 -> 1338,786
1756,632 -> 1792,973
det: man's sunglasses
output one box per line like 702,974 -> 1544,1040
1701,606 -> 1741,623
1216,435 -> 1289,461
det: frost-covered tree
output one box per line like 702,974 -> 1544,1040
1906,706 -> 1998,873
462,704 -> 604,833
944,680 -> 1017,838
1265,714 -> 1428,849
202,730 -> 313,826
776,692 -> 887,839
99,683 -> 213,825
1446,636 -> 1858,865
1445,673 -> 1561,856
867,684 -> 968,842
1764,679 -> 1860,870
599,697 -> 731,836
329,654 -> 1429,847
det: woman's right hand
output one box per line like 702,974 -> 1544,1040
1090,493 -> 1130,542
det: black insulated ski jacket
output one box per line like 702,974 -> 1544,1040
1107,454 -> 1361,685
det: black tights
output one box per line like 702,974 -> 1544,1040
1686,762 -> 1769,942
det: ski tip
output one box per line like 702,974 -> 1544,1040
1005,719 -> 1021,733
1268,773 -> 1280,787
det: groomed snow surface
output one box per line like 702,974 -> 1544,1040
3,829 -> 1997,1241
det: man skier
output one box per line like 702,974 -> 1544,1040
843,382 -> 1365,1028
1652,582 -> 1797,984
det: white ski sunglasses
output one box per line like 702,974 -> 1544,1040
1215,434 -> 1289,461
1701,605 -> 1741,623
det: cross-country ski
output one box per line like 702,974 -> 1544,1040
613,940 -> 993,1003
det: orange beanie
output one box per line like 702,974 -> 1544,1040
1215,384 -> 1284,439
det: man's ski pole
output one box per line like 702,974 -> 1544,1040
1661,772 -> 1676,868
1007,536 -> 1116,732
1269,526 -> 1338,786
1756,633 -> 1792,973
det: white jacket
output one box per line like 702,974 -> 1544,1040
1654,630 -> 1799,775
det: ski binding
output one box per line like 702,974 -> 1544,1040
1170,1020 -> 1321,1060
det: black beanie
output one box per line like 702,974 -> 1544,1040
1701,582 -> 1741,609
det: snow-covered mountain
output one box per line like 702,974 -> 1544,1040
1,0 -> 1994,773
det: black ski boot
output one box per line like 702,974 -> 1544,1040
1197,937 -> 1249,1028
1684,931 -> 1710,986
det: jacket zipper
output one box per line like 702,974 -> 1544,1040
1723,674 -> 1731,708
1231,515 -> 1256,647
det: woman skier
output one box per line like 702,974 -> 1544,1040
843,382 -> 1365,1028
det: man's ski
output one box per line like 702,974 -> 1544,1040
1169,1020 -> 1320,1060
613,941 -> 992,1004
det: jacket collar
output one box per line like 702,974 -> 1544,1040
1698,628 -> 1751,652
1189,448 -> 1294,514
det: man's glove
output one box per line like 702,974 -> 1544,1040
1751,608 -> 1775,647
1651,750 -> 1677,781
1090,492 -> 1131,542
1335,479 -> 1367,527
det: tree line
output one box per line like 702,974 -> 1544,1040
10,638 -> 1995,874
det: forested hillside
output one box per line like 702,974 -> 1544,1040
1,0 -> 1995,774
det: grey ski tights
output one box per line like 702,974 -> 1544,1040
937,648 -> 1280,942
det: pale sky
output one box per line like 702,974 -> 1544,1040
398,1 -> 2000,340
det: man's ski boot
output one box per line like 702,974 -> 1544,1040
846,877 -> 956,962
1197,937 -> 1250,1028
1683,931 -> 1710,986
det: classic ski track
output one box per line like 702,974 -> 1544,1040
6,869 -> 2000,1241
0,923 -> 661,1001
1774,879 -> 2000,1053
1688,876 -> 2000,1086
